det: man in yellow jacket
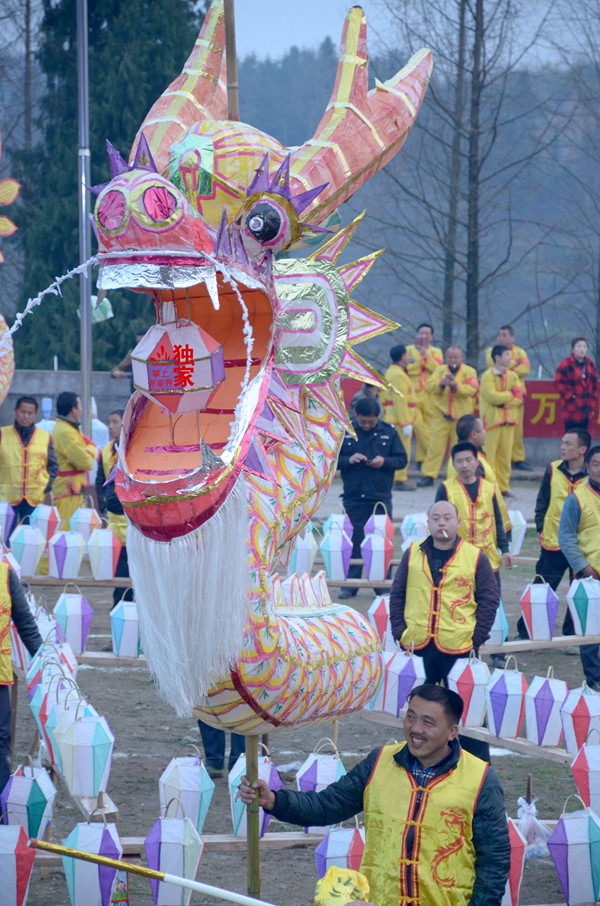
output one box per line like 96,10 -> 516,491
417,346 -> 479,487
486,325 -> 531,471
0,396 -> 58,535
239,683 -> 510,906
406,323 -> 444,464
52,392 -> 97,529
382,344 -> 416,490
479,345 -> 524,495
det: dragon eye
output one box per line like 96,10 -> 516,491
245,202 -> 283,243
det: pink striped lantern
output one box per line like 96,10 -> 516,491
48,531 -> 86,579
314,825 -> 365,878
525,667 -> 568,747
367,595 -> 395,651
0,824 -> 36,906
30,503 -> 60,545
501,818 -> 527,906
485,656 -> 528,738
88,527 -> 122,580
447,652 -> 490,727
560,685 -> 600,756
519,580 -> 560,640
571,731 -> 600,815
365,651 -> 396,713
364,504 -> 394,542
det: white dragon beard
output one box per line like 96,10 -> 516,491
127,477 -> 250,717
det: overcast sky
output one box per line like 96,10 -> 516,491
234,1 -> 393,60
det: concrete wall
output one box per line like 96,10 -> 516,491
1,369 -> 562,465
0,370 -> 132,426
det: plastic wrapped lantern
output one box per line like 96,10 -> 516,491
560,685 -> 600,756
447,651 -> 490,727
547,797 -> 600,906
571,731 -> 600,815
62,821 -> 123,906
159,752 -> 215,836
144,804 -> 204,906
88,526 -> 122,580
525,667 -> 568,747
48,531 -> 86,579
131,322 -> 225,414
8,523 -> 45,576
297,739 -> 347,834
367,595 -> 396,651
567,577 -> 600,635
53,587 -> 94,656
519,580 -> 560,640
485,656 -> 528,738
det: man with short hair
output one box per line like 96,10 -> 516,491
416,346 -> 479,487
390,500 -> 500,683
52,392 -> 97,529
479,345 -> 524,495
486,326 -> 531,471
337,396 -> 407,598
446,414 -> 512,537
405,323 -> 444,464
0,396 -> 58,534
558,446 -> 600,689
381,344 -> 416,490
517,429 -> 590,643
239,683 -> 510,906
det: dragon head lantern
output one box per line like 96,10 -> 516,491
93,1 -> 433,728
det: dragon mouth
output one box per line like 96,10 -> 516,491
106,260 -> 275,541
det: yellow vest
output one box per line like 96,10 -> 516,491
0,562 -> 14,684
540,461 -> 587,551
52,419 -> 96,500
485,344 -> 530,394
101,441 -> 118,480
402,539 -> 481,653
362,742 -> 487,906
573,483 -> 600,572
479,369 -> 522,429
446,451 -> 511,533
442,476 -> 501,570
0,425 -> 51,506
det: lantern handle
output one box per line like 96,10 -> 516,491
467,648 -> 480,663
22,753 -> 36,778
172,742 -> 203,761
370,500 -> 389,518
546,665 -> 554,679
164,796 -> 188,820
61,685 -> 86,711
87,807 -> 109,826
59,582 -> 85,597
84,494 -> 98,511
312,738 -> 340,757
531,573 -> 548,585
585,727 -> 600,745
503,654 -> 519,673
561,793 -> 588,815
54,675 -> 80,704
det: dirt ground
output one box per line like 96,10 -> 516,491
15,528 -> 584,906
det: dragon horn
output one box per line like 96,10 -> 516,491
290,7 -> 433,224
129,0 -> 227,170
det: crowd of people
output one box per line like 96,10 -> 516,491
338,325 -> 600,692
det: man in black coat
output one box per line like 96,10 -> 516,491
337,396 -> 407,598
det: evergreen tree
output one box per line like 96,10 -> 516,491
12,0 -> 202,370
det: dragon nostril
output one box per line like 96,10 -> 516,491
97,190 -> 126,230
143,185 -> 178,222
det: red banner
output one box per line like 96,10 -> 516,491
524,380 -> 600,438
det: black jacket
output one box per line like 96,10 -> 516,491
95,443 -> 124,515
338,419 -> 406,503
8,569 -> 43,661
269,739 -> 510,906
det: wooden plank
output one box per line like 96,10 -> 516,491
480,634 -> 600,655
360,708 -> 573,764
77,650 -> 147,668
21,576 -> 132,587
33,831 -> 327,867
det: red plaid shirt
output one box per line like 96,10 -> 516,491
554,353 -> 599,422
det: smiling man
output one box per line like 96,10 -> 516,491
389,500 -> 500,684
239,683 -> 510,906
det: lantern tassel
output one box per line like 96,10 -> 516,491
29,838 -> 278,906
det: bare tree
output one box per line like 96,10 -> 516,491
354,0 -> 564,365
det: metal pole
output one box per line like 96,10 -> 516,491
77,0 -> 92,436
224,0 -> 239,121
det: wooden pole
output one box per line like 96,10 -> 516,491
224,0 -> 240,121
246,734 -> 261,898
